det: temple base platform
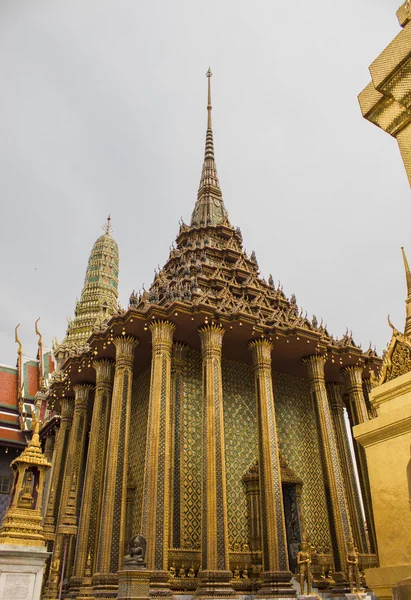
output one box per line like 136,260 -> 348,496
365,565 -> 411,600
117,568 -> 151,600
0,543 -> 50,600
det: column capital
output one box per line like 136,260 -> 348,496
113,335 -> 139,366
172,342 -> 189,372
149,320 -> 176,355
60,397 -> 74,421
326,382 -> 344,411
341,364 -> 363,388
249,338 -> 273,370
93,359 -> 115,384
198,323 -> 224,358
302,353 -> 327,380
73,384 -> 93,409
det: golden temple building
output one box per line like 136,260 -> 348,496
37,72 -> 383,599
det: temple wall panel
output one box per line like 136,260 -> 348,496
222,357 -> 257,547
129,350 -> 331,554
180,348 -> 202,549
129,366 -> 151,536
273,371 -> 332,550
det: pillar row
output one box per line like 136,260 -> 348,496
43,397 -> 74,545
304,355 -> 352,573
195,324 -> 235,599
140,320 -> 175,596
93,336 -> 138,598
45,384 -> 92,599
249,339 -> 294,598
327,382 -> 369,554
70,359 -> 114,596
342,366 -> 377,555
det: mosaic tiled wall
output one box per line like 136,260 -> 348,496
129,352 -> 331,552
222,358 -> 257,547
129,366 -> 151,534
182,350 -> 257,549
180,349 -> 202,548
273,371 -> 332,549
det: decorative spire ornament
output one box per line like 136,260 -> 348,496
191,69 -> 229,228
402,246 -> 411,336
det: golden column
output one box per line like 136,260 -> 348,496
43,397 -> 74,544
341,366 -> 369,424
93,336 -> 138,598
69,359 -> 115,596
303,355 -> 352,572
44,433 -> 55,462
45,384 -> 92,599
249,339 -> 294,597
195,324 -> 235,599
170,342 -> 188,550
327,383 -> 369,554
140,320 -> 175,595
341,366 -> 377,555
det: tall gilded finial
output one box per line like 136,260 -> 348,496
35,317 -> 45,389
190,69 -> 229,228
402,247 -> 411,336
15,324 -> 24,400
103,214 -> 112,235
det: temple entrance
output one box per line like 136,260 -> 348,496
282,483 -> 302,574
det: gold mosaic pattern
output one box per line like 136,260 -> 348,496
273,371 -> 332,549
181,349 -> 202,548
129,367 -> 151,535
222,358 -> 257,547
129,353 -> 331,552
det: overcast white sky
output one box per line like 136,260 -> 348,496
0,1 -> 409,367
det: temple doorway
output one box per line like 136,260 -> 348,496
282,483 -> 302,573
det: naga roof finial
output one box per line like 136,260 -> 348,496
35,317 -> 46,389
15,324 -> 22,356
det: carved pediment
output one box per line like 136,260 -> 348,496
378,319 -> 411,384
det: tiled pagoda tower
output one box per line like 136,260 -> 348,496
53,218 -> 119,368
41,72 -> 381,599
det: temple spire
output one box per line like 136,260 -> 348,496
402,246 -> 411,336
190,69 -> 229,228
207,67 -> 212,132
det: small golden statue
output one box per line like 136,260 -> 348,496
346,541 -> 361,594
49,557 -> 60,585
169,565 -> 176,578
297,539 -> 312,595
18,471 -> 34,509
178,566 -> 186,579
233,567 -> 240,580
188,565 -> 195,578
242,567 -> 249,579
